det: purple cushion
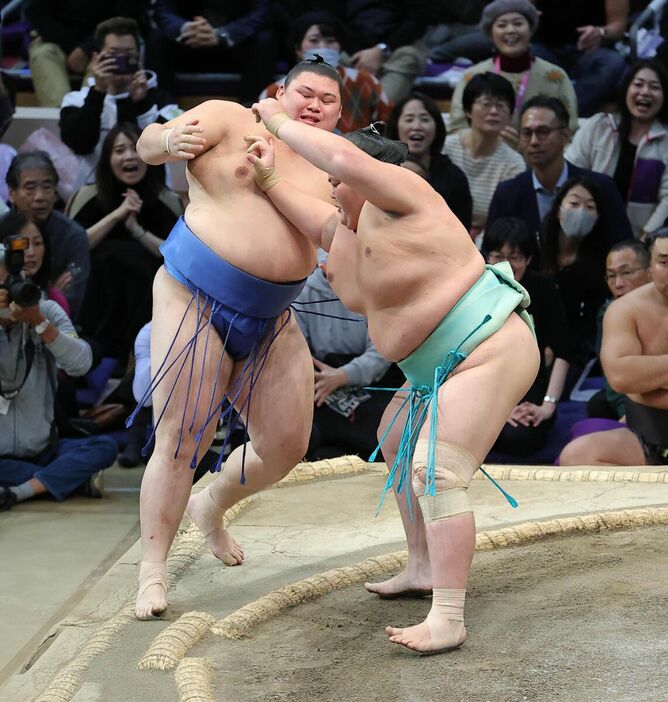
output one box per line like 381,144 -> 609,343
567,418 -> 625,440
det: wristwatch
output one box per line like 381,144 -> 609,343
543,395 -> 557,404
374,42 -> 392,58
218,30 -> 233,48
34,319 -> 49,335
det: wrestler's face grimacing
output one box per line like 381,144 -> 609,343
277,71 -> 342,132
329,175 -> 365,230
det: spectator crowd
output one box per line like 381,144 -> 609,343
1,0 -> 668,511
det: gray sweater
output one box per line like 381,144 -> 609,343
0,300 -> 92,458
294,267 -> 389,387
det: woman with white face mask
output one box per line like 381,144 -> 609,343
540,176 -> 613,360
258,11 -> 392,134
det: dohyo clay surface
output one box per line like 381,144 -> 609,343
3,458 -> 667,702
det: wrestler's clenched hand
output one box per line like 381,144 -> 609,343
165,120 -> 206,160
251,97 -> 283,124
244,135 -> 280,191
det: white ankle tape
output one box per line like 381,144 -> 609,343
417,488 -> 471,522
431,588 -> 466,621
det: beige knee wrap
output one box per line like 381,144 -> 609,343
412,440 -> 479,522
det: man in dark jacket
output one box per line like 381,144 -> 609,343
146,0 -> 275,105
487,96 -> 633,254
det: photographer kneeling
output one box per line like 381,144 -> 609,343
0,212 -> 117,511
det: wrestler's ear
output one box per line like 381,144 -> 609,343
276,83 -> 286,99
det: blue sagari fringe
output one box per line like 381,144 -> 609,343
126,288 -> 291,483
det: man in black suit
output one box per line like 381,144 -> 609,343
487,96 -> 633,249
146,0 -> 275,105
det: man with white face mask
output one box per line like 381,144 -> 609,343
259,11 -> 393,133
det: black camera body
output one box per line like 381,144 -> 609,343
1,235 -> 41,307
111,54 -> 139,75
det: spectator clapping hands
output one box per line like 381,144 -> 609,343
115,188 -> 143,224
178,16 -> 222,49
507,400 -> 556,428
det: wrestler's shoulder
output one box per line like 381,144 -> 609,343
192,99 -> 249,119
608,283 -> 654,316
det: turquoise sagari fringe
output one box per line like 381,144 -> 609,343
368,314 -> 518,518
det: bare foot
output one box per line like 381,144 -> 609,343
386,615 -> 466,654
186,488 -> 244,565
135,561 -> 168,620
364,567 -> 431,599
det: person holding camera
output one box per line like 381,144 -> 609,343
59,17 -> 181,190
0,211 -> 118,512
26,3 -> 150,108
7,152 -> 90,322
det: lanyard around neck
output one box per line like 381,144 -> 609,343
493,55 -> 533,113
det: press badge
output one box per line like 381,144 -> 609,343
0,395 -> 10,415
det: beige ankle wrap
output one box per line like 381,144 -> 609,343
426,587 -> 467,650
138,560 -> 167,598
412,440 -> 479,522
431,587 -> 465,622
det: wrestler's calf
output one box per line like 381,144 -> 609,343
408,439 -> 479,652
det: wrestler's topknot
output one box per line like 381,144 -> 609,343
344,122 -> 409,166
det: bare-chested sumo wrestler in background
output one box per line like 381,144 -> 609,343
246,102 -> 540,654
132,59 -> 342,620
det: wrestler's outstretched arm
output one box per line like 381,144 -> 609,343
137,99 -> 246,165
252,99 -> 439,217
245,133 -> 338,250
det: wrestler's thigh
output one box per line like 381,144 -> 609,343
150,267 -> 233,454
231,313 -> 314,455
428,313 -> 540,464
377,383 -> 410,460
560,428 -> 646,466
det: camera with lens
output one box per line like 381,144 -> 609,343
111,54 -> 139,75
0,235 -> 41,307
